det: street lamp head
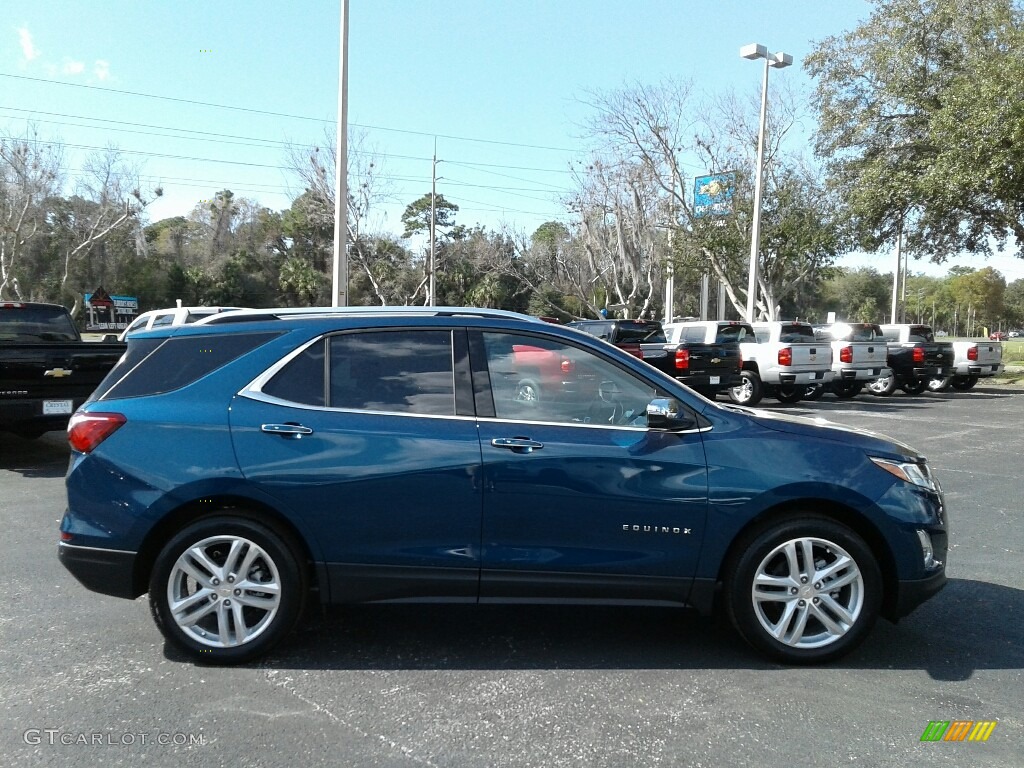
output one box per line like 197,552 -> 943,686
740,43 -> 768,60
770,52 -> 794,69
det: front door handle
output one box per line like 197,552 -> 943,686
261,423 -> 314,439
491,437 -> 544,454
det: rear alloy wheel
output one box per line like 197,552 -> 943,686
832,381 -> 863,399
803,384 -> 825,401
949,375 -> 979,391
867,373 -> 897,396
774,385 -> 805,404
900,378 -> 928,395
514,378 -> 541,403
928,376 -> 952,392
149,516 -> 306,664
729,370 -> 763,407
725,517 -> 881,664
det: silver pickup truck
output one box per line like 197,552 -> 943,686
928,340 -> 1004,391
730,321 -> 834,406
805,322 -> 892,400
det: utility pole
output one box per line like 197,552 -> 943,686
429,142 -> 437,307
331,0 -> 349,307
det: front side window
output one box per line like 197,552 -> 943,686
481,332 -> 658,427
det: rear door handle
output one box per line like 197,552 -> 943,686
491,437 -> 544,454
261,423 -> 314,439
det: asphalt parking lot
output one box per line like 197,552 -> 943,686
2,386 -> 1021,768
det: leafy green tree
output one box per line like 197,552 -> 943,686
400,193 -> 459,239
807,0 -> 1024,259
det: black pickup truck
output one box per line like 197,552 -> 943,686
567,318 -> 743,396
0,302 -> 126,438
867,323 -> 955,396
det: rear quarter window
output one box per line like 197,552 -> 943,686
99,332 -> 279,400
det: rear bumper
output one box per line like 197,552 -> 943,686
835,366 -> 891,381
676,372 -> 741,393
58,541 -> 141,599
776,370 -> 833,386
953,363 -> 1003,377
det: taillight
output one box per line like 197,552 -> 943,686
67,412 -> 126,453
560,356 -> 575,374
913,347 -> 925,364
675,349 -> 690,370
967,346 -> 978,361
778,348 -> 792,366
840,346 -> 853,364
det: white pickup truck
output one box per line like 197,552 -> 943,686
730,321 -> 834,406
928,340 -> 1004,391
805,322 -> 892,400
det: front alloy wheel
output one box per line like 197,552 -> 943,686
150,516 -> 306,664
725,517 -> 880,663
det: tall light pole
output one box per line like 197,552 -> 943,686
331,0 -> 350,307
740,43 -> 793,323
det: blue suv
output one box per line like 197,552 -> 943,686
59,307 -> 947,664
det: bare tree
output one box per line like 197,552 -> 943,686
57,147 -> 162,314
0,128 -> 63,300
286,128 -> 397,303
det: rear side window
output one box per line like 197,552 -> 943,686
99,332 -> 278,400
329,330 -> 455,415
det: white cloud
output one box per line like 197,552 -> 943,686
94,60 -> 110,81
62,59 -> 85,75
18,27 -> 39,61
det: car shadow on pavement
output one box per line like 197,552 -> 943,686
182,577 -> 1021,678
0,432 -> 69,478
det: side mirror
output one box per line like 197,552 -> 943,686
646,398 -> 698,431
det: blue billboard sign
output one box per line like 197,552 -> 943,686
694,172 -> 736,218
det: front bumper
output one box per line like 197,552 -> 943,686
58,541 -> 141,599
891,568 -> 947,619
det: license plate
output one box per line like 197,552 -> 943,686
43,399 -> 73,415
709,376 -> 720,385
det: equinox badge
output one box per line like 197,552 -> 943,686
623,524 -> 691,534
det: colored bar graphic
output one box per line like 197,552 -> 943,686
920,720 -> 997,742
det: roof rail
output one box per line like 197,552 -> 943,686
196,305 -> 541,326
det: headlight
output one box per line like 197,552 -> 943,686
869,456 -> 939,492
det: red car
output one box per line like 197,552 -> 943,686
989,331 -> 1008,341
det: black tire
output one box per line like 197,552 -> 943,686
867,373 -> 897,397
900,378 -> 928,395
927,376 -> 952,393
803,384 -> 825,401
729,370 -> 763,407
949,375 -> 979,391
149,515 -> 307,664
832,381 -> 863,399
775,386 -> 805,404
724,516 -> 881,664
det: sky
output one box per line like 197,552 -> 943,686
3,0 -> 1022,284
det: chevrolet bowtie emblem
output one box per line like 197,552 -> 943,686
44,367 -> 73,378
710,357 -> 721,364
